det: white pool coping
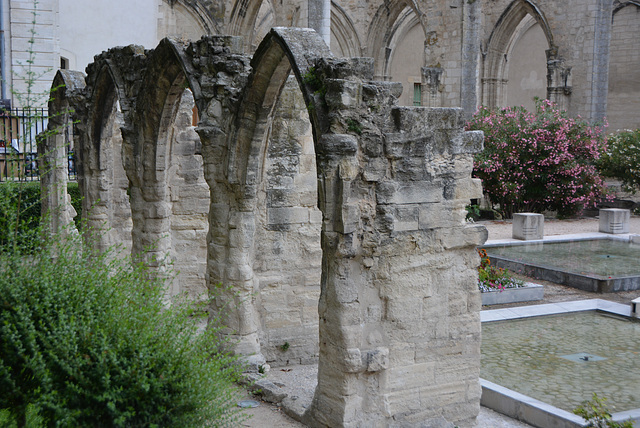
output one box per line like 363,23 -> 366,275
485,231 -> 634,246
480,300 -> 640,427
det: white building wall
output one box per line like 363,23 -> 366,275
7,0 -> 59,108
59,0 -> 159,72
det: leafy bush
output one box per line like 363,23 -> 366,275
0,182 -> 42,253
0,230 -> 245,427
66,181 -> 83,228
467,99 -> 608,218
574,393 -> 634,428
597,128 -> 640,194
477,249 -> 524,292
0,182 -> 82,253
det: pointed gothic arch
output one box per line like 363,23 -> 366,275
128,38 -> 211,298
79,61 -> 134,254
44,29 -> 486,427
366,0 -> 427,82
481,0 -> 555,108
329,1 -> 362,57
41,70 -> 85,238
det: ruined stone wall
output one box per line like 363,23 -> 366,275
480,0 -> 617,123
166,89 -> 210,299
44,29 -> 486,427
254,77 -> 322,365
606,3 -> 640,132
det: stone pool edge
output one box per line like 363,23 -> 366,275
483,234 -> 640,293
481,282 -> 544,306
480,299 -> 640,427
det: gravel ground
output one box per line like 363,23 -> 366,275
240,216 -> 640,427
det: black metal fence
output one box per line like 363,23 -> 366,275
0,107 -> 76,182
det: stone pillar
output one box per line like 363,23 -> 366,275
512,213 -> 544,240
461,0 -> 481,117
305,69 -> 487,426
589,0 -> 613,123
599,208 -> 630,234
546,47 -> 572,111
421,67 -> 443,107
39,131 -> 77,237
308,0 -> 331,47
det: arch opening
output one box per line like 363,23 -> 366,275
129,45 -> 210,300
84,69 -> 133,255
607,2 -> 640,132
482,0 -> 552,109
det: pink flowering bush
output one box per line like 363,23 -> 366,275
467,99 -> 608,218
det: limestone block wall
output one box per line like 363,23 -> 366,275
44,29 -> 487,427
254,77 -> 322,365
607,3 -> 640,132
166,89 -> 210,299
479,0 -> 635,125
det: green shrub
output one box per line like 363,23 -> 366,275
597,129 -> 640,194
0,182 -> 83,252
0,231 -> 245,427
66,181 -> 83,228
0,182 -> 42,253
467,99 -> 608,218
574,393 -> 634,428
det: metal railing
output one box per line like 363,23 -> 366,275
0,107 -> 77,182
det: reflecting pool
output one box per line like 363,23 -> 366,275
481,310 -> 640,413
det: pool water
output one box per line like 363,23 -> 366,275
481,311 -> 640,413
486,239 -> 640,278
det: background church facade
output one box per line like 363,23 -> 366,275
2,0 -> 639,131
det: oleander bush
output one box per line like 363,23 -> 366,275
467,99 -> 608,218
0,226 -> 245,427
597,128 -> 640,194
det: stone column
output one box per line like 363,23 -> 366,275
589,0 -> 613,123
461,0 -> 481,117
304,60 -> 487,427
308,0 -> 331,47
421,66 -> 443,108
546,47 -> 572,111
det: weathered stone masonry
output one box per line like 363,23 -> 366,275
43,28 -> 486,427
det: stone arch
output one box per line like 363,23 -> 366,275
503,14 -> 548,110
217,27 -> 486,427
366,0 -> 426,81
81,63 -> 133,254
40,70 -> 85,238
228,0 -> 300,53
330,1 -> 362,57
481,0 -> 554,108
127,38 -> 210,298
209,27 -> 332,361
158,0 -> 219,40
386,7 -> 426,106
607,1 -> 640,131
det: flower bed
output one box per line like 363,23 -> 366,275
477,248 -> 544,305
477,249 -> 525,292
481,282 -> 544,306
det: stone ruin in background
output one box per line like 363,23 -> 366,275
41,28 -> 487,427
